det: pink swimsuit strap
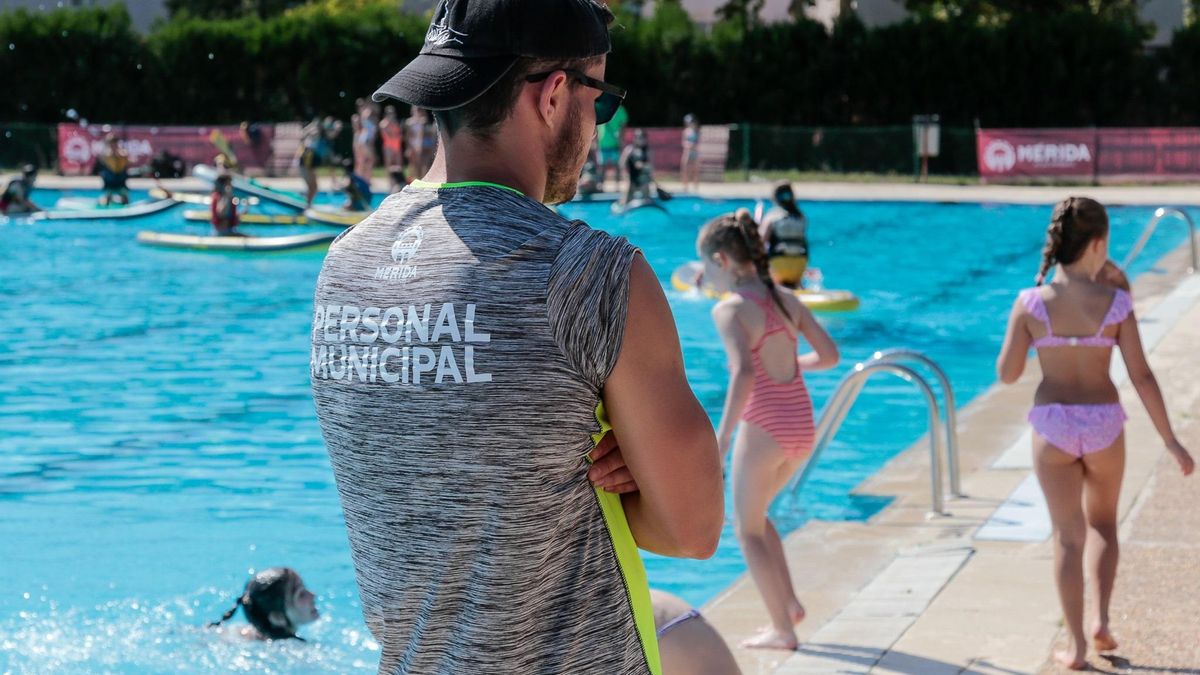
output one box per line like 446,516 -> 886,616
1020,287 -> 1131,349
738,291 -> 796,352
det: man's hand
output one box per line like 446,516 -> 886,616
588,432 -> 639,494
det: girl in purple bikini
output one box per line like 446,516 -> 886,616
996,196 -> 1193,670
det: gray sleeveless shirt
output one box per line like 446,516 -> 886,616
310,183 -> 659,674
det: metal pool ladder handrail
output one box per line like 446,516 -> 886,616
869,349 -> 962,498
1121,207 -> 1198,274
784,353 -> 960,516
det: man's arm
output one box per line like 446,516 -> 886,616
602,255 -> 723,559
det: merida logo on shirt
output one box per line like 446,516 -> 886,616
311,302 -> 491,385
375,226 -> 423,281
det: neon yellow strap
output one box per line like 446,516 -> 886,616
590,402 -> 663,675
409,179 -> 524,196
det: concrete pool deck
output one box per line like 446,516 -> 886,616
699,239 -> 1200,675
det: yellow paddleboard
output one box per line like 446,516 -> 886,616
182,209 -> 309,225
304,206 -> 368,227
670,261 -> 860,313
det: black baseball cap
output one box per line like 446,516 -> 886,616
372,0 -> 614,111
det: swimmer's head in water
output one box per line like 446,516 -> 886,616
697,209 -> 792,319
208,567 -> 318,640
1037,196 -> 1109,285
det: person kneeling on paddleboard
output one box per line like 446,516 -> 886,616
760,182 -> 809,289
0,164 -> 40,215
211,173 -> 245,236
341,160 -> 373,212
96,135 -> 131,207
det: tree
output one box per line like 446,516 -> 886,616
165,0 -> 305,19
903,0 -> 1143,21
786,0 -> 816,22
716,0 -> 767,25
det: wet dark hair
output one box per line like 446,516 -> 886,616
209,567 -> 304,641
1036,196 -> 1109,285
773,181 -> 800,218
697,208 -> 791,321
433,54 -> 604,140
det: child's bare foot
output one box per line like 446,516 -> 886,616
1168,440 -> 1194,476
788,600 -> 806,625
1053,648 -> 1087,670
741,627 -> 798,651
1092,625 -> 1118,651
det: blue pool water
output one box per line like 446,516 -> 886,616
0,189 -> 1189,673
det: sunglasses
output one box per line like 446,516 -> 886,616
525,69 -> 626,125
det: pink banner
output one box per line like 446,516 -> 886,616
977,127 -> 1200,181
57,123 -> 275,176
1095,127 -> 1200,177
977,128 -> 1097,180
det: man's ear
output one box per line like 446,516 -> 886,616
533,71 -> 571,129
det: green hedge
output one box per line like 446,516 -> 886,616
1,3 -> 1199,127
727,125 -> 978,175
0,4 -> 426,123
606,6 -> 1162,127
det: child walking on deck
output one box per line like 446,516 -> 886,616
996,196 -> 1193,670
698,209 -> 840,650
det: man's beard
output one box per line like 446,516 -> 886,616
543,101 -> 588,205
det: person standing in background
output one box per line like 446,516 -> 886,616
405,107 -> 434,179
379,104 -> 407,193
680,114 -> 701,193
596,102 -> 628,191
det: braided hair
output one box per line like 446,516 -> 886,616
208,567 -> 304,641
697,208 -> 792,321
1036,196 -> 1109,285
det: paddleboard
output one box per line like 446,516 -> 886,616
136,230 -> 336,252
32,198 -> 179,221
193,164 -> 308,211
670,261 -> 860,313
182,209 -> 309,225
303,206 -> 368,227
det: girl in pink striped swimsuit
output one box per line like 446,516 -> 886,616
997,196 -> 1194,670
698,209 -> 840,651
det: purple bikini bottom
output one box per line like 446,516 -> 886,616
1029,403 -> 1126,458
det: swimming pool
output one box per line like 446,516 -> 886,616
0,190 -> 1188,673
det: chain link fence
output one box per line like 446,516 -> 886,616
3,121 -> 981,179
726,124 -> 979,178
0,123 -> 57,171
